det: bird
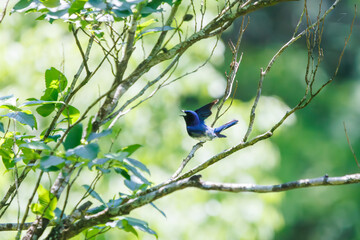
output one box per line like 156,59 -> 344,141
181,99 -> 238,141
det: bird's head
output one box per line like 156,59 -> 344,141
181,110 -> 200,126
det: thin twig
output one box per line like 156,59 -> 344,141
15,171 -> 44,239
343,122 -> 360,168
71,171 -> 102,215
243,68 -> 265,142
60,167 -> 83,220
107,54 -> 182,128
212,16 -> 249,127
171,142 -> 204,179
107,35 -> 220,125
0,0 -> 10,23
72,28 -> 91,75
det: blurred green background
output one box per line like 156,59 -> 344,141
0,0 -> 360,239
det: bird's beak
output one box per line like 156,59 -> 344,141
180,110 -> 186,116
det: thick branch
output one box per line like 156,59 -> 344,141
197,173 -> 360,193
0,223 -> 33,232
47,173 -> 360,239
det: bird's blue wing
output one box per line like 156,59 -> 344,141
195,99 -> 218,122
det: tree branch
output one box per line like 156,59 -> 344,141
197,174 -> 360,193
47,173 -> 360,239
0,0 -> 10,24
91,0 -> 298,132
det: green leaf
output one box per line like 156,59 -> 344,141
61,105 -> 80,124
21,100 -> 62,107
150,202 -> 166,218
95,166 -> 111,174
40,155 -> 65,172
63,124 -> 83,150
35,14 -> 46,20
66,143 -> 99,160
146,0 -> 173,10
36,104 -> 56,117
68,0 -> 88,14
125,217 -> 157,238
85,116 -> 94,139
21,148 -> 41,163
112,2 -> 132,18
87,0 -> 106,9
0,104 -> 22,111
40,0 -> 61,8
137,26 -> 174,39
114,167 -> 131,180
88,158 -> 110,170
124,163 -> 151,185
125,158 -> 150,175
107,198 -> 123,208
82,184 -> 105,204
45,67 -> 67,92
31,185 -> 57,220
0,149 -> 14,170
136,18 -> 157,33
0,95 -> 14,101
125,217 -> 157,237
105,152 -> 128,162
109,217 -> 157,238
86,204 -> 106,215
41,87 -> 59,102
124,178 -> 148,192
12,0 -> 33,12
0,122 -> 4,133
84,226 -> 107,239
87,129 -> 112,142
2,111 -> 37,129
112,9 -> 132,18
120,144 -> 142,156
46,134 -> 61,142
20,141 -> 51,150
107,219 -> 138,237
27,99 -> 63,117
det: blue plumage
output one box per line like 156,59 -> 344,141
182,100 -> 238,141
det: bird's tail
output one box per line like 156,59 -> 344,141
214,119 -> 238,138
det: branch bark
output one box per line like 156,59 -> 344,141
45,173 -> 360,239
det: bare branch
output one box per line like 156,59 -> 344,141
243,68 -> 265,142
343,122 -> 360,168
0,0 -> 10,24
72,28 -> 91,75
212,16 -> 249,127
149,2 -> 180,56
107,54 -> 182,128
171,142 -> 204,179
263,0 -> 340,76
243,0 -> 343,141
0,223 -> 33,232
16,172 -> 44,239
50,173 -> 360,239
196,173 -> 360,193
177,131 -> 273,180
